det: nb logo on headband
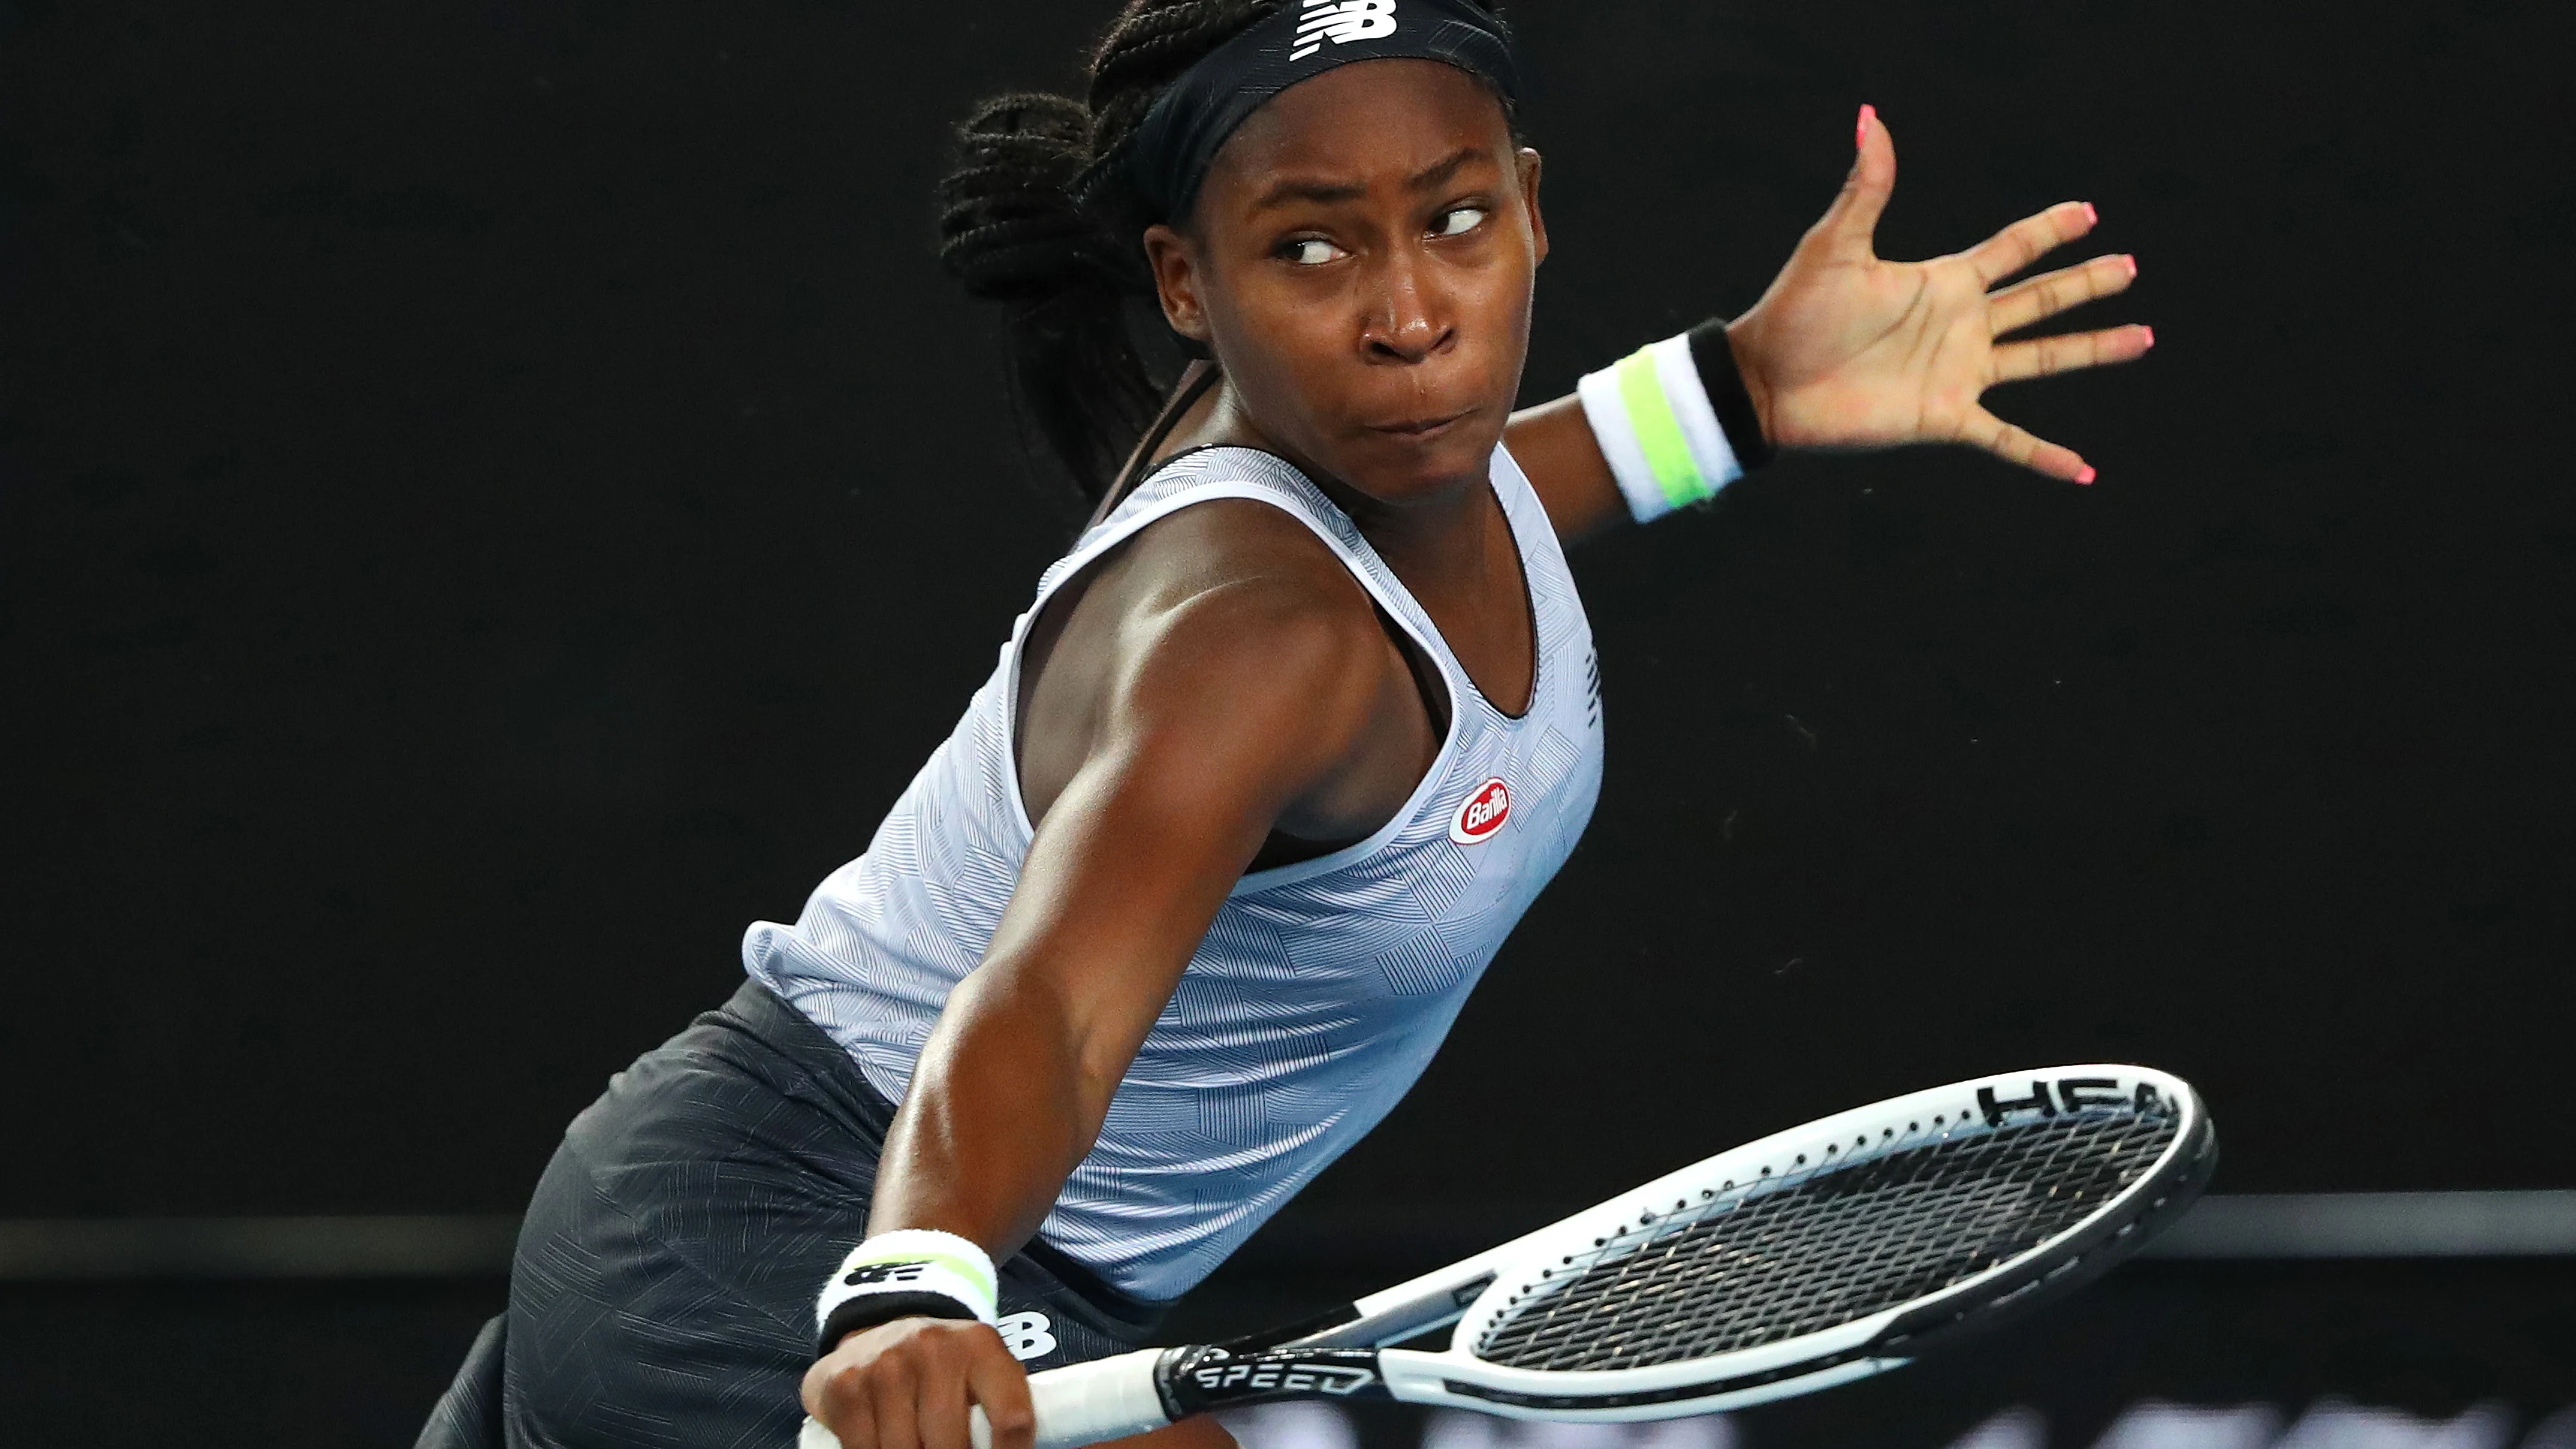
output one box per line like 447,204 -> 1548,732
1292,0 -> 1398,61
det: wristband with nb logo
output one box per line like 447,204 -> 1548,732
814,1228 -> 1001,1356
1577,319 -> 1773,524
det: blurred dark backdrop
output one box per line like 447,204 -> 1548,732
3,0 -> 2571,1231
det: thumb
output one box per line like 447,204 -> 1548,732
1817,103 -> 1895,259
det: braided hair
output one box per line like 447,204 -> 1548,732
936,0 -> 1506,501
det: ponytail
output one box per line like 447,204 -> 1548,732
936,93 -> 1164,500
936,1 -> 1295,501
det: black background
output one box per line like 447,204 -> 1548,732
4,0 -> 2572,1233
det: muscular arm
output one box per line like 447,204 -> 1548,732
1503,393 -> 1625,546
871,538 -> 1396,1257
806,527 -> 1407,1449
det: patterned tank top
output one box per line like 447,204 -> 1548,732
744,443 -> 1604,1299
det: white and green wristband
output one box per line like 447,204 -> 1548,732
815,1228 -> 1000,1355
1577,319 -> 1773,524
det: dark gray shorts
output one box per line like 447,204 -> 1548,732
420,981 -> 1165,1449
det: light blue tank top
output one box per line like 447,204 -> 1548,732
744,443 -> 1604,1299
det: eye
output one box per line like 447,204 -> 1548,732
1281,237 -> 1349,266
1431,205 -> 1488,238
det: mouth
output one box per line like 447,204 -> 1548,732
1367,408 -> 1476,441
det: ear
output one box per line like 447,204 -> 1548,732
1515,147 -> 1549,266
1142,223 -> 1212,343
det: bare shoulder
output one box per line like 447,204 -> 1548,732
1019,496 -> 1407,829
1105,498 -> 1390,748
1114,497 -> 1367,625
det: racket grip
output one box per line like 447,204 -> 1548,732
975,1347 -> 1171,1449
795,1347 -> 1168,1449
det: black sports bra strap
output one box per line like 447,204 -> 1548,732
1085,359 -> 1221,533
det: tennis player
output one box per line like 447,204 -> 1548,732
419,2 -> 2149,1447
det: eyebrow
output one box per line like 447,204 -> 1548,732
1248,146 -> 1490,212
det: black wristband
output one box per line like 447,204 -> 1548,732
816,1290 -> 980,1358
1685,318 -> 1775,471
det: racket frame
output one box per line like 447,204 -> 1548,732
1179,1064 -> 2214,1424
820,1064 -> 2215,1449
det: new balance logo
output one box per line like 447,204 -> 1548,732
840,1258 -> 930,1287
997,1311 -> 1058,1362
1292,0 -> 1397,61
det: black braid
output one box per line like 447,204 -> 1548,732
936,0 -> 1281,500
936,0 -> 1503,501
1087,2 -> 1278,140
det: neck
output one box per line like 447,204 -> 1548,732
1150,376 -> 1497,583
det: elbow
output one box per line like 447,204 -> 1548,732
934,961 -> 1125,1125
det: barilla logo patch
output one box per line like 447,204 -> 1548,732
1450,778 -> 1511,845
1293,0 -> 1398,61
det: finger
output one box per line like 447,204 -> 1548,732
1814,102 -> 1896,260
918,1355 -> 978,1449
807,1371 -> 878,1449
1987,253 -> 2137,336
829,1410 -> 880,1449
873,1363 -> 923,1449
1965,200 -> 2097,288
1963,405 -> 2094,483
1988,323 -> 2156,385
965,1338 -> 1037,1449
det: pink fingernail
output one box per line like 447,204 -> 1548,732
2140,325 -> 2155,347
2084,202 -> 2100,226
1856,103 -> 1875,150
2075,466 -> 2098,485
2124,254 -> 2139,280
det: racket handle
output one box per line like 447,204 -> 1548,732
796,1347 -> 1168,1449
984,1347 -> 1171,1449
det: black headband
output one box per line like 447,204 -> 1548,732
1126,0 -> 1522,221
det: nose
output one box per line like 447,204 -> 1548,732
1360,248 -> 1455,365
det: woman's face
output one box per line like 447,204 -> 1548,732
1144,59 -> 1546,509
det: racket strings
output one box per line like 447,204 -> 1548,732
1471,1105 -> 2180,1372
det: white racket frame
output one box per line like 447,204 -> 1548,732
800,1064 -> 2211,1449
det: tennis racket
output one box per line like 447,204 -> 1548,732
800,1064 -> 2213,1449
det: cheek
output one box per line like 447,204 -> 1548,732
1470,256 -> 1540,375
1214,267 -> 1337,344
1208,275 -> 1352,403
1472,240 -> 1539,330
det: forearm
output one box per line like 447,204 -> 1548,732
1504,394 -> 1626,545
869,964 -> 1118,1259
1509,321 -> 1776,548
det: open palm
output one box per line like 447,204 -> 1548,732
1726,107 -> 2153,483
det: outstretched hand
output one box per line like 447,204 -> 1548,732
1725,105 -> 2152,483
